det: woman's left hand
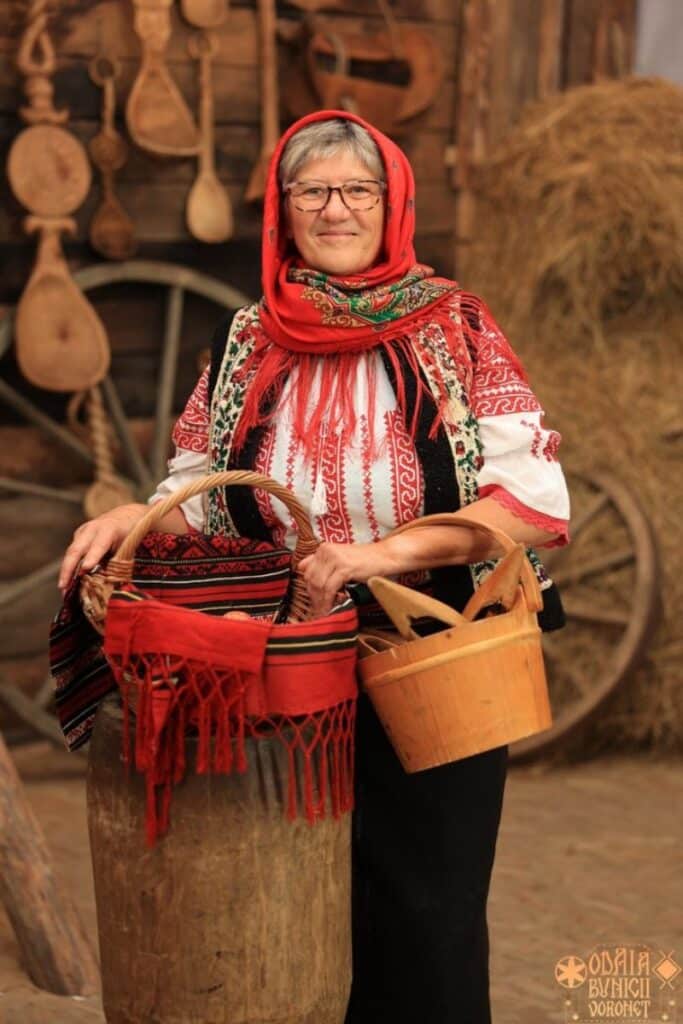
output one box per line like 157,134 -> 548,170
297,541 -> 398,617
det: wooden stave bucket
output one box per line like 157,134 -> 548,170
87,698 -> 352,1024
358,515 -> 553,771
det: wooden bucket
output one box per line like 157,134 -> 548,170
358,515 -> 552,771
87,698 -> 351,1024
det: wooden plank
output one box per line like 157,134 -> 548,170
2,0 -> 463,44
1,4 -> 457,69
1,53 -> 455,127
0,729 -> 100,994
591,0 -> 636,80
562,0 -> 635,86
537,0 -> 565,99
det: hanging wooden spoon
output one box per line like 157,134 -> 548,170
245,0 -> 279,202
126,0 -> 199,156
180,0 -> 227,28
186,32 -> 233,242
88,56 -> 137,260
15,217 -> 110,392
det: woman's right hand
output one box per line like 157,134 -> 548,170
58,502 -> 150,596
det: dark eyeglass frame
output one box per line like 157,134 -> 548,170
283,179 -> 387,212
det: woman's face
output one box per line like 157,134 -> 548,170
283,150 -> 385,276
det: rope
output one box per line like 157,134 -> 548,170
87,384 -> 119,491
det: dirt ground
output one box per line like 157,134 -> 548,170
1,743 -> 681,1024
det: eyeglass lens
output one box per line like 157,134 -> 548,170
288,181 -> 384,211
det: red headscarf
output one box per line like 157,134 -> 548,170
258,109 -> 457,353
232,110 -> 470,459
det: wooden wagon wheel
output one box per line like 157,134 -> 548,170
0,259 -> 253,748
509,469 -> 660,762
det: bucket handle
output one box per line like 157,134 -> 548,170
383,513 -> 543,614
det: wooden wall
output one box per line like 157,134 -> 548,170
0,0 -> 462,294
0,1 -> 636,297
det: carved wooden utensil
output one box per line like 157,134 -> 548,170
186,32 -> 233,241
15,217 -> 110,391
7,0 -> 110,391
245,0 -> 279,201
127,0 -> 199,156
180,0 -> 227,28
88,56 -> 137,260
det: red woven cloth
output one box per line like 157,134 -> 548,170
103,583 -> 358,845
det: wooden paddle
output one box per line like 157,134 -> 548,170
9,0 -> 111,392
15,217 -> 110,392
126,0 -> 199,156
181,0 -> 227,28
245,0 -> 279,202
186,32 -> 233,242
88,57 -> 137,260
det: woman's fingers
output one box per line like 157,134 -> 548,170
58,521 -> 118,593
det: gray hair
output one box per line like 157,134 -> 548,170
278,118 -> 385,187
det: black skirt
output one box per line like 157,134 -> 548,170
345,694 -> 508,1024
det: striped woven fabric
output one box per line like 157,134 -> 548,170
50,530 -> 359,844
51,532 -> 294,753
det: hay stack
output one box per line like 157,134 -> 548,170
461,76 -> 683,755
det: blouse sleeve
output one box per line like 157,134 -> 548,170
469,305 -> 571,548
147,366 -> 211,532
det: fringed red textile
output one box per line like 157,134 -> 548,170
103,586 -> 359,846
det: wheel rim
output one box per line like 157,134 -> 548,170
509,469 -> 660,761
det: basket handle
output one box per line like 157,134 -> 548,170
106,470 -> 319,584
385,512 -> 543,613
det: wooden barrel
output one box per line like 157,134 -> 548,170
87,697 -> 352,1024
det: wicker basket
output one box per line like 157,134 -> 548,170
358,514 -> 552,771
80,469 -> 322,637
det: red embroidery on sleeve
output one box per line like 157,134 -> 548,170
470,309 -> 541,419
480,484 -> 570,547
171,368 -> 210,454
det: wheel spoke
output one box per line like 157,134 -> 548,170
569,490 -> 611,540
150,285 -> 185,485
0,476 -> 84,504
553,546 -> 634,586
0,683 -> 85,756
0,377 -> 93,465
0,558 -> 61,608
544,647 -> 592,698
101,374 -> 155,494
562,596 -> 630,627
35,673 -> 56,709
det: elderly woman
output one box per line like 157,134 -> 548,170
59,110 -> 569,1023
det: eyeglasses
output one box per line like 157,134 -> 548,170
284,179 -> 386,212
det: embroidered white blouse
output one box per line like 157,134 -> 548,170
150,310 -> 571,552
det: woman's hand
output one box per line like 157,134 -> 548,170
297,540 -> 401,617
58,502 -> 192,596
58,503 -> 151,596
